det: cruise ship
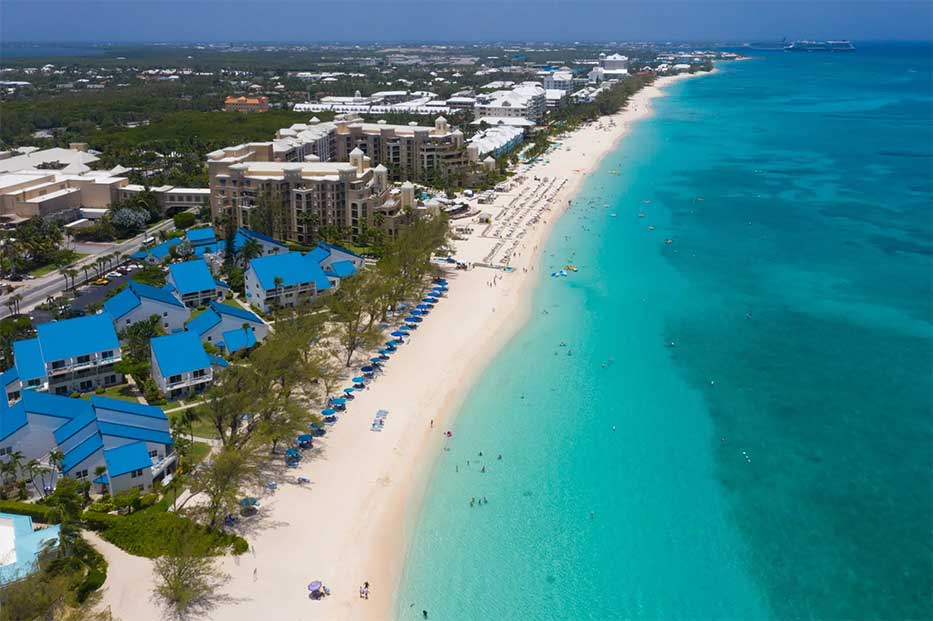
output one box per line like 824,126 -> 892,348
784,40 -> 855,52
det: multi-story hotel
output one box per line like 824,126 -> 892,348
207,141 -> 405,243
272,115 -> 468,183
224,95 -> 270,113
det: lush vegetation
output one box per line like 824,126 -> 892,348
100,507 -> 247,558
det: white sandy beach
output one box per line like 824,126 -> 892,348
90,72 -> 703,621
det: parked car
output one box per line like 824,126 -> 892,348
92,278 -> 109,286
106,271 -> 122,279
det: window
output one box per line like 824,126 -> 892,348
135,484 -> 145,491
76,355 -> 91,364
163,312 -> 168,317
79,380 -> 93,391
51,360 -> 66,370
101,350 -> 113,359
130,468 -> 144,479
192,369 -> 206,379
29,379 -> 42,388
0,446 -> 12,457
168,374 -> 182,384
8,391 -> 20,402
126,319 -> 131,325
54,386 -> 68,395
149,450 -> 158,458
75,469 -> 88,479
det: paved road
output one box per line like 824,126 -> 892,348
0,218 -> 176,320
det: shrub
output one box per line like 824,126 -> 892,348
94,387 -> 106,394
76,568 -> 106,602
101,509 -> 247,558
0,499 -> 54,522
81,511 -> 123,531
173,212 -> 196,229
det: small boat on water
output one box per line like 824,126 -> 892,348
608,170 -> 621,175
564,265 -> 578,272
664,239 -> 673,244
638,213 -> 646,218
648,225 -> 655,231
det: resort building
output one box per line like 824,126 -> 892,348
103,280 -> 190,333
474,83 -> 547,123
116,184 -> 210,216
243,242 -> 361,313
131,226 -> 287,266
3,314 -> 122,400
207,143 -> 398,243
149,331 -> 220,400
166,259 -> 225,308
543,69 -> 575,92
224,95 -> 269,113
467,125 -> 525,159
330,115 -> 468,183
185,300 -> 269,354
0,391 -> 174,495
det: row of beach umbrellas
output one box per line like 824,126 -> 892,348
316,280 -> 448,424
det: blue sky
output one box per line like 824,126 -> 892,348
2,1 -> 931,43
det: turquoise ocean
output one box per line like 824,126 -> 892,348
398,44 -> 933,620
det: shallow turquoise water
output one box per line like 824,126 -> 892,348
398,45 -> 933,620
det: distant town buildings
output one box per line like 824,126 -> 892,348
474,82 -> 547,123
224,95 -> 270,113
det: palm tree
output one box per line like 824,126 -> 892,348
10,293 -> 22,316
241,238 -> 263,263
273,275 -> 284,309
82,264 -> 91,284
93,465 -> 108,494
5,298 -> 14,317
65,268 -> 79,291
6,450 -> 24,483
48,449 -> 64,473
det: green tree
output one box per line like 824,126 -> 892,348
151,522 -> 230,619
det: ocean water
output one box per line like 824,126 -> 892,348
398,44 -> 933,620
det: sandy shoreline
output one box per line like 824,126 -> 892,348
92,70 -> 707,621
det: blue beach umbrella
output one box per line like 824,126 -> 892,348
435,279 -> 448,285
297,434 -> 312,443
240,497 -> 258,508
330,397 -> 346,406
397,324 -> 411,330
321,407 -> 336,416
344,387 -> 355,394
352,376 -> 365,383
421,298 -> 436,304
416,304 -> 430,310
409,310 -> 424,316
391,330 -> 406,337
404,317 -> 418,323
285,448 -> 300,458
361,366 -> 374,373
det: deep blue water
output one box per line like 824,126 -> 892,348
0,45 -> 105,59
399,44 -> 933,620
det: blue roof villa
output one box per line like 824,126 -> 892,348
243,242 -> 362,314
103,280 -> 190,333
150,331 -> 224,400
0,392 -> 174,497
2,314 -> 122,403
166,259 -> 226,308
185,301 -> 270,353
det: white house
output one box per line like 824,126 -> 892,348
0,392 -> 174,495
166,259 -> 226,308
149,331 -> 222,400
103,280 -> 190,333
185,301 -> 269,353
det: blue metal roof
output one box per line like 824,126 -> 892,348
185,309 -> 221,335
89,395 -> 168,421
210,301 -> 262,324
210,355 -> 228,368
34,314 -> 119,363
325,260 -> 357,279
186,227 -> 217,245
168,259 -> 216,295
97,421 -> 173,445
0,367 -> 19,389
12,339 -> 46,381
306,245 -> 330,263
221,327 -> 256,353
248,251 -> 332,291
103,287 -> 141,320
239,227 -> 287,248
150,331 -> 211,377
103,441 -> 151,477
128,281 -> 185,308
0,402 -> 27,442
133,237 -> 181,260
62,433 -> 103,473
52,410 -> 97,445
21,390 -> 92,420
318,240 -> 363,260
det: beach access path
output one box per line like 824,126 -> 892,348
90,72 -> 702,621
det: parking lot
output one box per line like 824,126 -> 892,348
28,262 -> 151,327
